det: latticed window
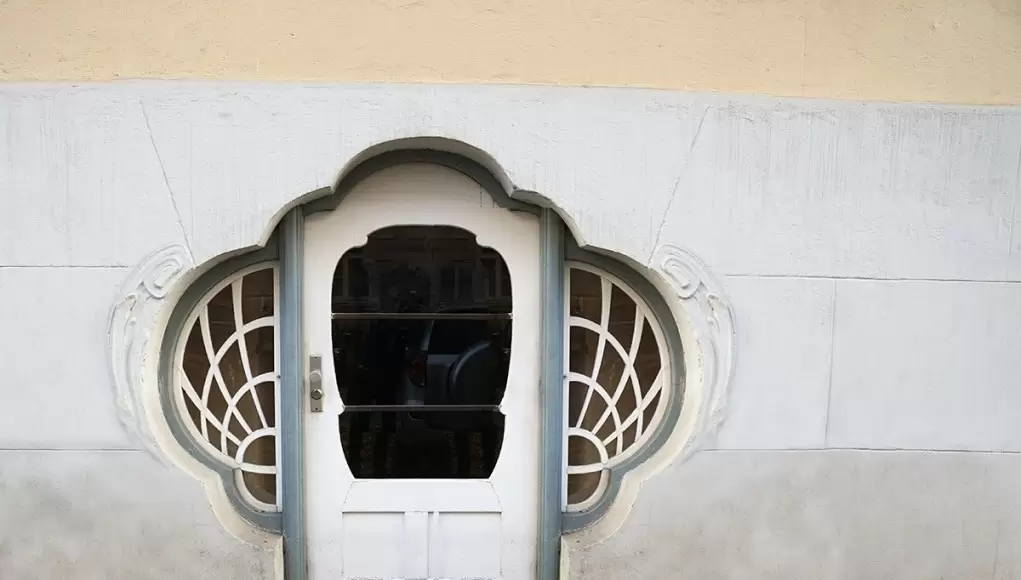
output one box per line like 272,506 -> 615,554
564,262 -> 669,511
330,225 -> 510,480
173,264 -> 280,511
154,155 -> 694,551
161,248 -> 680,524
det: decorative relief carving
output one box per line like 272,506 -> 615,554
108,244 -> 194,460
652,243 -> 735,451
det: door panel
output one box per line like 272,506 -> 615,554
303,163 -> 540,580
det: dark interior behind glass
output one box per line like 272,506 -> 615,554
331,225 -> 512,479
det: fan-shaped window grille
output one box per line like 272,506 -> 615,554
174,263 -> 280,512
565,262 -> 669,511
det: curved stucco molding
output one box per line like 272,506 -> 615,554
653,242 -> 735,446
106,141 -> 737,569
564,243 -> 735,550
108,243 -> 194,461
111,243 -> 282,554
131,245 -> 284,551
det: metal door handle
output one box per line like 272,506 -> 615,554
309,355 -> 323,412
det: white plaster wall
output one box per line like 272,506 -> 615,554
0,268 -> 132,449
2,82 -> 1020,579
0,450 -> 273,580
570,450 -> 1021,580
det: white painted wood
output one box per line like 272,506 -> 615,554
303,164 -> 541,580
0,267 -> 136,449
827,280 -> 1021,451
710,276 -> 834,450
0,90 -> 189,267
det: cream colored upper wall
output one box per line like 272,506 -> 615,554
1,0 -> 1019,105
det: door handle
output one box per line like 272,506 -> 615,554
309,355 -> 324,412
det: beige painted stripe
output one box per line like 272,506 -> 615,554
0,0 -> 1019,105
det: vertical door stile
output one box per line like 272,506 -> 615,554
280,208 -> 307,580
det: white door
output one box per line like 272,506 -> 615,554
303,163 -> 540,580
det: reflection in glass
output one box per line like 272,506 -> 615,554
331,226 -> 512,479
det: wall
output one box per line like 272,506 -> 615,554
0,0 -> 1019,105
2,82 -> 1021,578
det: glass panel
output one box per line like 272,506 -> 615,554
240,267 -> 275,324
338,411 -> 505,479
565,265 -> 667,510
331,226 -> 512,479
177,266 -> 278,509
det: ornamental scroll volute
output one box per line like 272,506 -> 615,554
562,243 -> 736,547
652,243 -> 735,454
108,244 -> 194,460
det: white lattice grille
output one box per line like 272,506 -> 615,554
565,262 -> 668,511
175,264 -> 279,511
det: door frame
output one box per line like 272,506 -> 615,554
277,150 -> 567,580
149,143 -> 727,580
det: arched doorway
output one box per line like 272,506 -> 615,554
154,144 -> 707,580
302,163 -> 542,579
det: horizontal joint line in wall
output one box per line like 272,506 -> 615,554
0,265 -> 129,270
0,447 -> 143,453
724,274 -> 1021,284
707,447 -> 1021,455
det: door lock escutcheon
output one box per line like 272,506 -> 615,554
309,355 -> 324,413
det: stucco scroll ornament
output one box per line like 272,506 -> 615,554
562,244 -> 736,555
108,244 -> 194,461
653,243 -> 735,454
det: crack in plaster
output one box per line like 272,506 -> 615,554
823,279 -> 837,447
651,106 -> 712,256
1008,142 -> 1021,278
141,101 -> 194,262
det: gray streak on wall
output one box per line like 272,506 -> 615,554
569,450 -> 1021,580
0,450 -> 274,580
660,104 -> 1021,281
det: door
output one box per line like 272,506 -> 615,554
303,163 -> 541,580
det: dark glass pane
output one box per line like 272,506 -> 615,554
338,411 -> 505,479
331,225 -> 511,315
330,225 -> 512,479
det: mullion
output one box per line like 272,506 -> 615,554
331,312 -> 510,320
342,404 -> 500,412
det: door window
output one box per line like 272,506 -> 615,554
331,225 -> 512,479
153,154 -> 694,556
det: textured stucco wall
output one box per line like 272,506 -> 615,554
2,82 -> 1021,578
0,0 -> 1019,104
0,451 -> 274,580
